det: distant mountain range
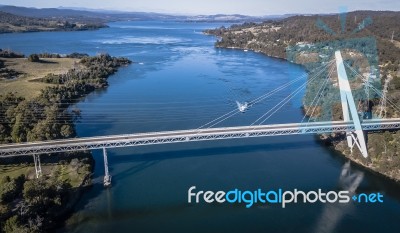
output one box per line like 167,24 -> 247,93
0,5 -> 291,23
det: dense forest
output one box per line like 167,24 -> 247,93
205,11 -> 400,181
0,52 -> 131,232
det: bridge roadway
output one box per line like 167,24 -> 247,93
1,118 -> 400,157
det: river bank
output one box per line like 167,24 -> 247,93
213,43 -> 400,183
204,13 -> 400,183
0,11 -> 107,34
0,52 -> 131,232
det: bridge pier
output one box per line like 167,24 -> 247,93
33,154 -> 42,178
103,148 -> 112,187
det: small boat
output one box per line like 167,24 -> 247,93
236,101 -> 249,113
104,175 -> 112,187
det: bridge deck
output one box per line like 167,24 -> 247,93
1,119 -> 400,157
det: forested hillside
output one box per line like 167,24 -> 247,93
0,11 -> 106,33
205,11 -> 400,181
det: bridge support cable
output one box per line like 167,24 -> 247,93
346,64 -> 400,113
33,154 -> 42,179
335,51 -> 368,158
249,60 -> 334,108
306,67 -> 335,125
344,62 -> 400,116
303,65 -> 336,123
103,148 -> 112,187
251,61 -> 333,126
197,60 -> 335,129
196,73 -> 309,129
251,64 -> 330,126
343,61 -> 378,115
377,87 -> 388,118
370,85 -> 400,114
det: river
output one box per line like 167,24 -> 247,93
1,21 -> 400,233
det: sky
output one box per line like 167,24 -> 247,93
0,0 -> 399,15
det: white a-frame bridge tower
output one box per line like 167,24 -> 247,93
335,50 -> 368,158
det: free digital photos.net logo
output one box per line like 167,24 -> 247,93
187,186 -> 383,208
188,8 -> 385,209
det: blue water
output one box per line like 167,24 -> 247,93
1,21 -> 400,233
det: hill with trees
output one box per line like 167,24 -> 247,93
0,11 -> 106,33
0,5 -> 289,26
205,11 -> 400,182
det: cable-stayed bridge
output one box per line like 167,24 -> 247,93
1,119 -> 400,157
1,51 -> 400,186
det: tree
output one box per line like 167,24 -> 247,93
0,175 -> 25,203
60,124 -> 74,138
28,54 -> 40,62
0,180 -> 17,203
11,114 -> 26,143
3,216 -> 29,233
23,179 -> 47,205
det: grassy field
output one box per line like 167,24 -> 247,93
0,163 -> 32,180
0,57 -> 79,99
0,161 -> 89,188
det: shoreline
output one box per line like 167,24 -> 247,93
0,52 -> 131,232
339,147 -> 400,184
0,27 -> 107,34
0,11 -> 108,34
213,44 -> 400,184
